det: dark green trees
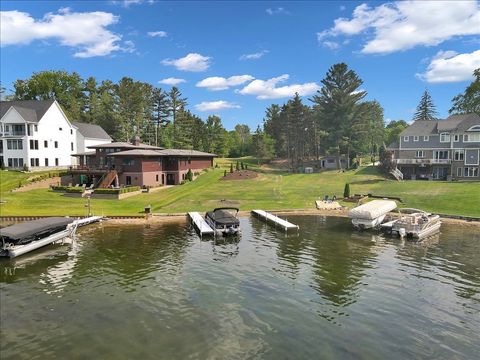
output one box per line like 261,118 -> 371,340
449,68 -> 480,115
413,90 -> 438,121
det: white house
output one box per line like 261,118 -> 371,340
0,100 -> 111,170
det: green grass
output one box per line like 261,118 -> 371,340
1,162 -> 479,217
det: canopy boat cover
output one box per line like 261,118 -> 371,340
205,208 -> 240,227
348,200 -> 397,220
0,217 -> 74,245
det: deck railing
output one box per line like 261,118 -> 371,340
396,159 -> 451,165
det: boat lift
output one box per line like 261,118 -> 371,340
188,212 -> 215,236
251,210 -> 299,232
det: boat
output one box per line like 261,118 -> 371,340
386,208 -> 441,240
205,208 -> 240,236
348,200 -> 397,230
0,216 -> 102,258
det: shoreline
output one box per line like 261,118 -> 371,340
100,209 -> 480,228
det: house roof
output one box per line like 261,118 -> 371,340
108,149 -> 163,157
386,142 -> 399,150
87,142 -> 163,150
0,99 -> 55,122
72,150 -> 96,157
73,122 -> 111,140
401,113 -> 480,136
157,149 -> 216,157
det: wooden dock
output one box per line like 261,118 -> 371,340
188,212 -> 215,235
251,210 -> 299,231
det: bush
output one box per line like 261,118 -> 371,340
224,170 -> 227,177
230,163 -> 234,173
94,186 -> 140,195
236,161 -> 240,171
241,162 -> 244,170
343,183 -> 351,198
51,185 -> 68,191
66,187 -> 84,193
186,168 -> 193,182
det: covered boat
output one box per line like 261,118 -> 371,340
205,208 -> 240,236
348,200 -> 397,229
389,209 -> 441,240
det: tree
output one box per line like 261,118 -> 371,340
449,68 -> 480,115
311,63 -> 367,169
385,120 -> 408,146
150,87 -> 170,146
166,87 -> 187,144
263,104 -> 285,157
413,90 -> 438,121
252,126 -> 275,163
343,183 -> 350,198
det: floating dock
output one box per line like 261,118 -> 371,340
251,210 -> 299,231
188,212 -> 215,235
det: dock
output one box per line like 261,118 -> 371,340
251,210 -> 299,231
188,212 -> 215,235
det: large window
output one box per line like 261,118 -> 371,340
463,133 -> 480,142
415,150 -> 424,158
440,133 -> 450,143
434,151 -> 449,159
413,136 -> 419,142
29,140 -> 39,150
122,158 -> 135,166
453,134 -> 459,142
454,150 -> 464,161
403,136 -> 409,142
7,139 -> 23,150
45,158 -> 49,166
7,158 -> 24,168
464,167 -> 479,177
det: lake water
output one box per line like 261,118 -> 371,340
1,216 -> 479,359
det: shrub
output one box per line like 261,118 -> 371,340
23,164 -> 29,172
66,187 -> 84,194
343,183 -> 351,198
245,164 -> 248,170
186,168 -> 193,182
236,161 -> 240,171
51,185 -> 68,191
241,162 -> 244,170
94,186 -> 140,195
230,163 -> 234,173
224,170 -> 227,177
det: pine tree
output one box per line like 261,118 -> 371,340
167,87 -> 187,145
413,90 -> 438,121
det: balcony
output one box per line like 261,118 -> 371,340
1,131 -> 26,137
396,158 -> 451,165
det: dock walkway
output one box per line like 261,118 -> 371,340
188,212 -> 215,235
251,210 -> 299,231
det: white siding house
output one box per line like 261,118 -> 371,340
0,100 -> 110,170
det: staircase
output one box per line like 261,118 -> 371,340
97,170 -> 118,188
389,168 -> 403,181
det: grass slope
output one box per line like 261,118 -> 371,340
1,160 -> 479,217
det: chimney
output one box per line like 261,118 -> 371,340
132,135 -> 141,146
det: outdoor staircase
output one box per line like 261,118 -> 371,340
97,170 -> 118,188
390,168 -> 403,181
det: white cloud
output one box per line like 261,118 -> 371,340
113,0 -> 156,7
266,7 -> 290,15
239,50 -> 269,60
196,75 -> 254,91
158,77 -> 186,86
238,74 -> 320,100
0,9 -> 130,58
148,31 -> 167,38
195,101 -> 241,112
322,41 -> 340,50
318,1 -> 480,54
161,53 -> 211,72
416,50 -> 480,83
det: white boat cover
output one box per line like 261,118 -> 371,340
348,200 -> 397,220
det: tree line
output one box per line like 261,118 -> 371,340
2,65 -> 477,168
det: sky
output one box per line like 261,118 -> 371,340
1,0 -> 479,130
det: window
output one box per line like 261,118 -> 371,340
35,158 -> 39,166
29,140 -> 38,150
464,167 -> 479,177
453,134 -> 459,142
156,174 -> 159,182
415,150 -> 424,158
413,136 -> 419,142
434,151 -> 449,160
126,176 -> 132,185
7,158 -> 23,168
30,158 -> 35,167
54,141 -> 58,148
34,125 -> 38,132
457,167 -> 463,177
70,129 -> 73,135
55,158 -> 59,166
5,125 -> 10,132
403,136 -> 409,142
44,140 -> 48,148
59,127 -> 63,131
122,158 -> 135,166
464,133 -> 480,142
423,136 -> 429,141
27,125 -> 32,136
467,125 -> 480,131
7,139 -> 23,150
440,133 -> 450,142
45,158 -> 49,166
454,150 -> 464,161
71,142 -> 74,151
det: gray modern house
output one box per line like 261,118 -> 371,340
389,113 -> 480,180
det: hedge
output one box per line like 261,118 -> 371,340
30,171 -> 68,183
51,185 -> 84,193
94,186 -> 141,195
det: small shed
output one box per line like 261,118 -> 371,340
305,167 -> 314,174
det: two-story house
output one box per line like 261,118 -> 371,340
390,113 -> 480,180
0,100 -> 110,169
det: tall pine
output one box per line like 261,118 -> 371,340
413,90 -> 438,121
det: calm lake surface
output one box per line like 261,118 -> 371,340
1,216 -> 479,359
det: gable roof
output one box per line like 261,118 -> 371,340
400,113 -> 480,136
0,99 -> 55,123
73,122 -> 111,140
108,148 -> 216,157
400,120 -> 438,136
87,141 -> 163,150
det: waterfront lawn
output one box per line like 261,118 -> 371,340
1,164 -> 479,217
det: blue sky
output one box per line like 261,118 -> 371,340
1,1 -> 479,130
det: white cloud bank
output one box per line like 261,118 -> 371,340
195,101 -> 240,112
158,77 -> 186,86
239,50 -> 269,60
318,1 -> 480,54
266,7 -> 290,15
417,50 -> 480,83
148,31 -> 167,38
0,9 -> 131,57
196,75 -> 254,91
161,53 -> 211,72
238,74 -> 320,100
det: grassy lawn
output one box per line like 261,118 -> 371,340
1,160 -> 479,217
